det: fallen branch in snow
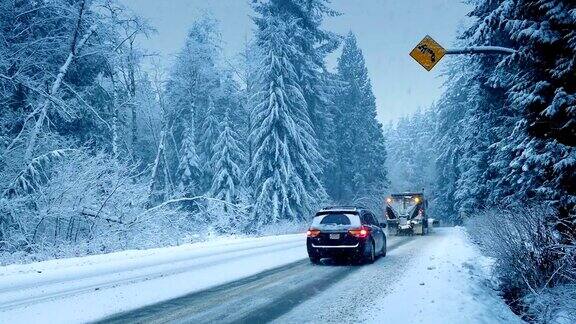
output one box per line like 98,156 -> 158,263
131,196 -> 239,227
80,207 -> 124,224
145,196 -> 237,214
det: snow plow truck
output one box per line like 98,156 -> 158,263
385,192 -> 429,236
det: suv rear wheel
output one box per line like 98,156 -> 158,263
364,241 -> 376,264
381,239 -> 387,257
309,256 -> 320,264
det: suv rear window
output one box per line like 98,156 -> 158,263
320,214 -> 350,225
311,213 -> 361,227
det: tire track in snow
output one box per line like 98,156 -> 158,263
0,239 -> 303,311
98,236 -> 415,324
275,231 -> 444,323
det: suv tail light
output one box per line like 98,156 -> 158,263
307,229 -> 320,237
349,226 -> 370,239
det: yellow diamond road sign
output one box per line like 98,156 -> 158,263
410,36 -> 446,71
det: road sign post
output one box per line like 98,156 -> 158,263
445,46 -> 516,55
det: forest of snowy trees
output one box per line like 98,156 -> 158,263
0,0 -> 574,320
0,0 -> 388,262
386,0 -> 575,320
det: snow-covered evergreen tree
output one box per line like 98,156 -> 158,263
387,110 -> 436,197
177,119 -> 202,197
330,32 -> 388,210
206,109 -> 249,233
461,0 -> 576,232
452,55 -> 507,217
431,58 -> 468,223
200,96 -> 219,188
209,108 -> 245,205
252,0 -> 340,188
165,15 -> 223,194
217,72 -> 249,144
247,13 -> 326,225
428,2 -> 510,221
176,15 -> 222,125
496,0 -> 576,147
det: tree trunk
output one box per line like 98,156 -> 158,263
147,129 -> 166,208
129,40 -> 138,163
24,1 -> 96,161
110,74 -> 120,160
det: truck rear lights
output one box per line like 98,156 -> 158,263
307,229 -> 320,237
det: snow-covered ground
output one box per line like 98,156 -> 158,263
0,233 -> 306,323
365,227 -> 522,324
0,228 -> 521,324
276,227 -> 522,324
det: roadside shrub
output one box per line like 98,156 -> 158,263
204,197 -> 252,235
523,284 -> 576,324
0,150 -> 194,264
467,205 -> 576,322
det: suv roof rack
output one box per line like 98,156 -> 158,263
390,192 -> 423,197
320,205 -> 367,210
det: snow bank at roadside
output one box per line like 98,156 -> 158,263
0,233 -> 306,323
368,227 -> 522,324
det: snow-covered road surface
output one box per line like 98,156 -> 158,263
99,236 -> 414,323
0,228 -> 521,324
0,234 -> 306,323
277,227 -> 522,324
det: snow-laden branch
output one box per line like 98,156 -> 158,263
24,17 -> 98,161
445,46 -> 516,55
132,196 -> 240,227
3,149 -> 78,197
81,207 -> 124,224
61,80 -> 111,130
0,73 -> 14,81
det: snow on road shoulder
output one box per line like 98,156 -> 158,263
367,227 -> 522,324
0,233 -> 306,323
0,232 -> 302,276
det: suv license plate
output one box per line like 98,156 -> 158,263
329,234 -> 340,239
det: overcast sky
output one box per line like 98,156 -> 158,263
121,0 -> 472,123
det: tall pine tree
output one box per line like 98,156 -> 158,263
252,0 -> 340,189
177,118 -> 202,197
247,13 -> 326,225
330,32 -> 388,210
200,96 -> 219,190
166,15 -> 222,196
209,107 -> 245,205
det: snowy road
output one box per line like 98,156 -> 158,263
98,235 -> 417,323
0,234 -> 307,323
99,228 -> 521,324
1,228 -> 521,324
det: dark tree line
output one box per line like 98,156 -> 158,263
386,0 -> 575,320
